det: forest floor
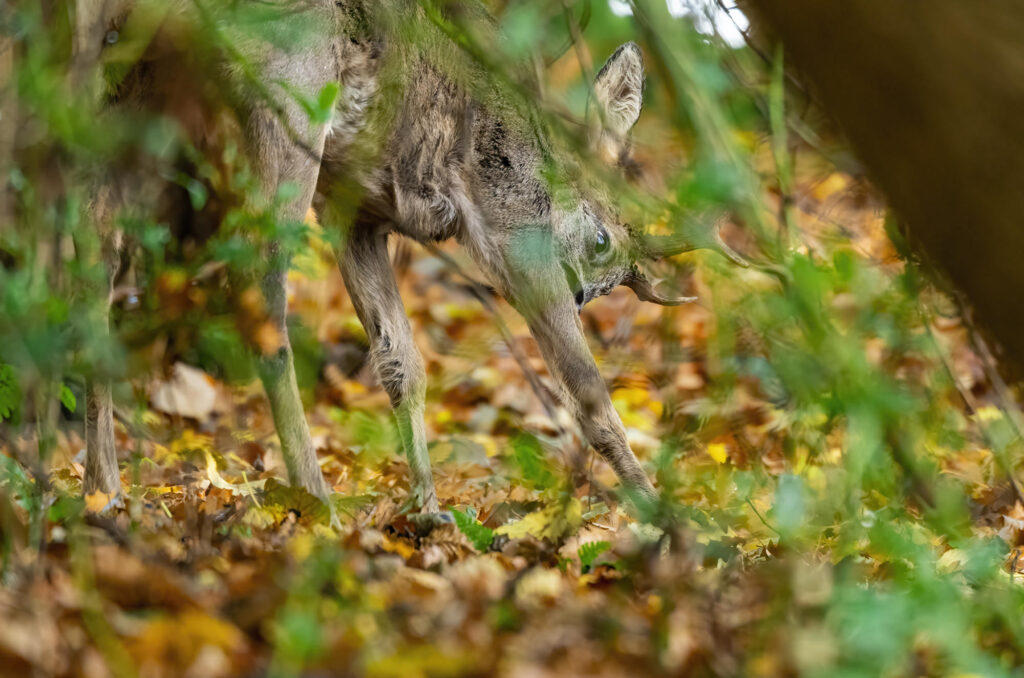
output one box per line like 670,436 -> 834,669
2,158 -> 1024,678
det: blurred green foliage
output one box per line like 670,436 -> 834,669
3,1 -> 1024,676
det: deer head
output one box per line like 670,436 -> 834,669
547,42 -> 746,314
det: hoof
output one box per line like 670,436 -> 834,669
408,510 -> 454,536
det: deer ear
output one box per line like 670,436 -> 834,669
592,42 -> 644,143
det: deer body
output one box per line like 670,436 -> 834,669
80,0 -> 685,513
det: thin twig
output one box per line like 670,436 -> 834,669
745,496 -> 780,536
561,0 -> 595,95
955,292 -> 1024,441
546,0 -> 593,68
424,244 -> 596,479
424,245 -> 564,430
712,0 -> 816,106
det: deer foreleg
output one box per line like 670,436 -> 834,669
244,84 -> 333,502
339,223 -> 438,512
84,379 -> 119,496
82,192 -> 124,498
504,236 -> 656,503
529,300 -> 655,502
256,266 -> 332,501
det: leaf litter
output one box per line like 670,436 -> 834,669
4,146 -> 1024,678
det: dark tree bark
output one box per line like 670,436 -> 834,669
748,0 -> 1024,365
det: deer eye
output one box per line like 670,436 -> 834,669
594,227 -> 610,257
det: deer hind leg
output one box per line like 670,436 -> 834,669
338,220 -> 438,512
256,265 -> 332,501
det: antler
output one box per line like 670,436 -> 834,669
624,216 -> 748,306
641,218 -> 749,267
623,270 -> 697,306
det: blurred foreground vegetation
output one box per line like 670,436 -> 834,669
3,1 -> 1024,676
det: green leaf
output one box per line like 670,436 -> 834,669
578,540 -> 611,572
331,493 -> 374,519
510,434 -> 557,491
60,383 -> 76,414
0,454 -> 33,511
450,507 -> 495,553
0,364 -> 19,422
262,478 -> 330,526
314,82 -> 340,124
290,81 -> 341,126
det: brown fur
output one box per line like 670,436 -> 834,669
79,0 -> 674,512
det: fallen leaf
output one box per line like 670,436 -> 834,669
84,490 -> 119,513
496,498 -> 582,543
150,362 -> 220,421
707,443 -> 729,464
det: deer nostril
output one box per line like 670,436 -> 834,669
562,263 -> 585,311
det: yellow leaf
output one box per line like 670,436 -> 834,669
289,532 -> 316,561
205,451 -> 239,493
806,466 -> 827,493
515,567 -> 564,608
812,172 -> 848,201
465,434 -> 499,458
341,380 -> 368,400
380,534 -> 416,560
169,429 -> 213,457
304,206 -> 319,227
366,644 -> 475,678
151,443 -> 176,464
707,443 -> 729,464
613,386 -> 650,408
794,446 -> 809,474
141,411 -> 163,427
976,406 -> 1003,422
732,128 -> 758,152
612,387 -> 657,428
496,498 -> 582,542
142,485 -> 181,495
131,611 -> 244,671
85,490 -> 119,513
937,548 -> 969,574
242,506 -> 277,529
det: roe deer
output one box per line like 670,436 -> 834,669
73,0 -> 741,516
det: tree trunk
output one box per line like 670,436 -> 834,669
748,0 -> 1024,365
